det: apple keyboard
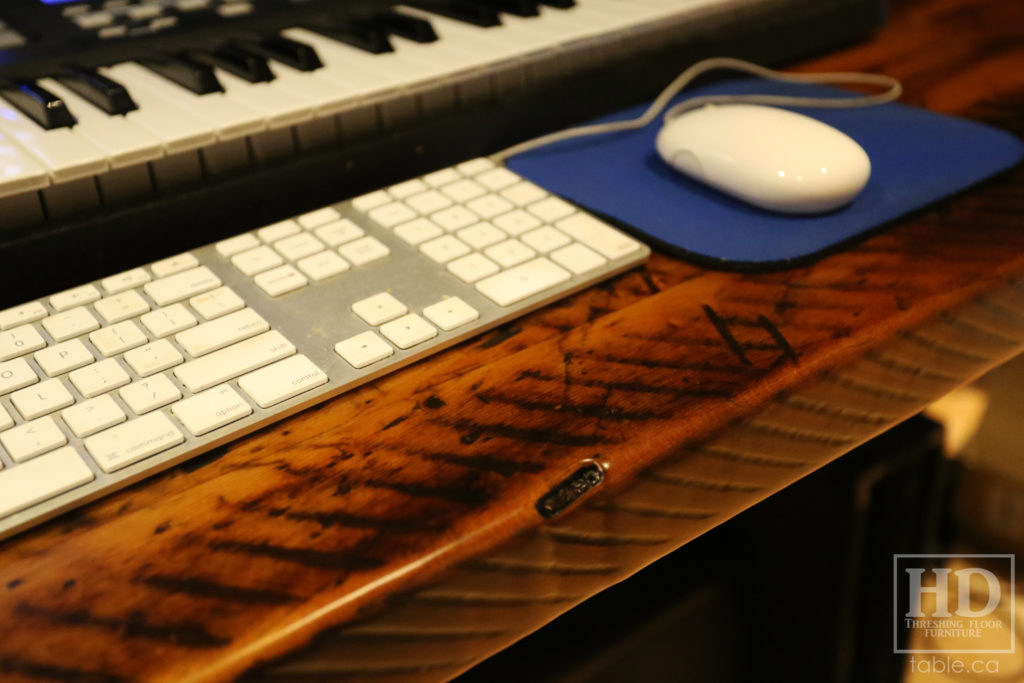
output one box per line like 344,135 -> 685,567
0,157 -> 649,541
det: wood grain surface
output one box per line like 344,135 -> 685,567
2,0 -> 1024,681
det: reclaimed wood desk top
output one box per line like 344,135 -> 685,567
2,0 -> 1024,680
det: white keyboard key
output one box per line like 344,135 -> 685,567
35,339 -> 94,376
50,284 -> 101,312
0,302 -> 47,331
314,219 -> 364,247
42,307 -> 99,342
232,245 -> 284,276
388,178 -> 428,199
189,286 -> 244,321
476,167 -> 521,191
69,358 -> 131,398
140,304 -> 196,338
466,194 -> 515,219
105,62 -> 263,143
380,314 -> 437,349
99,64 -> 217,153
297,207 -> 341,229
100,268 -> 151,295
447,253 -> 500,283
124,339 -> 184,377
0,405 -> 11,431
254,264 -> 308,297
238,355 -> 328,409
174,330 -> 295,393
501,181 -> 548,206
431,205 -> 482,232
456,158 -> 495,176
11,379 -> 75,420
395,217 -> 444,245
0,446 -> 94,518
89,321 -> 148,356
440,178 -> 486,203
94,290 -> 150,324
550,243 -> 607,274
62,394 -> 126,438
215,68 -> 314,128
476,257 -> 571,306
422,168 -> 460,187
555,213 -> 642,259
273,232 -> 325,261
0,358 -> 38,396
351,190 -> 390,212
151,252 -> 199,277
175,308 -> 268,357
297,251 -> 349,281
485,239 -> 536,268
352,293 -> 408,326
339,237 -> 389,266
257,219 -> 301,243
0,96 -> 108,183
215,233 -> 260,258
405,189 -> 453,215
493,209 -> 543,236
423,297 -> 480,331
1,417 -> 68,463
1,325 -> 47,360
144,266 -> 222,306
421,235 -> 471,264
171,384 -> 252,436
84,411 -> 184,473
457,222 -> 506,249
335,331 -> 393,369
522,226 -> 572,253
0,130 -> 50,198
369,202 -> 418,228
119,373 -> 181,415
528,196 -> 576,222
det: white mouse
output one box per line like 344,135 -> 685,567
655,103 -> 871,214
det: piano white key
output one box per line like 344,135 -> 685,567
266,61 -> 360,119
391,7 -> 542,94
101,63 -> 265,141
97,64 -> 217,153
0,130 -> 50,198
0,96 -> 108,183
213,68 -> 313,128
396,7 -> 550,61
283,28 -> 420,93
280,28 -> 418,127
36,78 -> 164,169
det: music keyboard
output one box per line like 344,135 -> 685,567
0,0 -> 881,225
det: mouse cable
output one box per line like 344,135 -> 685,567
493,56 -> 902,161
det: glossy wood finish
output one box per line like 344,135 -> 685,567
2,0 -> 1023,680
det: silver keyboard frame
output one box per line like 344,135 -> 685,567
0,179 -> 649,541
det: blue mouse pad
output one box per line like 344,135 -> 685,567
506,80 -> 1024,270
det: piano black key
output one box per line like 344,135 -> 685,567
371,11 -> 438,43
406,0 -> 501,27
537,0 -> 575,7
138,53 -> 224,95
310,18 -> 394,54
54,67 -> 138,116
231,34 -> 323,72
475,0 -> 540,17
0,80 -> 77,129
185,45 -> 275,83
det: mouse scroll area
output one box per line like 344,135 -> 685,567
655,104 -> 872,214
